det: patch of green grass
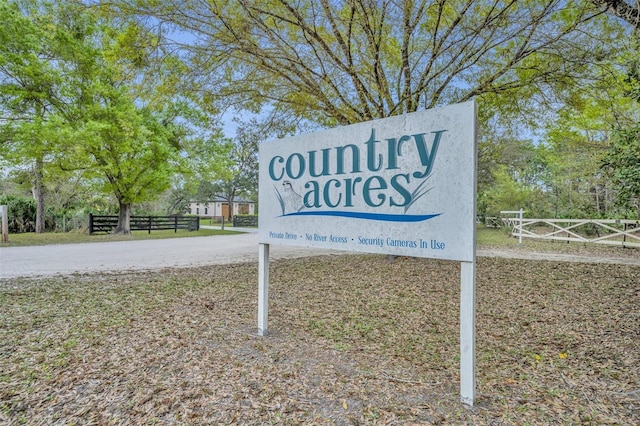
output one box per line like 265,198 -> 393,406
0,228 -> 242,247
476,224 -> 639,259
476,225 -> 516,247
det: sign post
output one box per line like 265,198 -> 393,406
258,243 -> 270,336
258,101 -> 477,405
1,205 -> 7,243
460,260 -> 476,405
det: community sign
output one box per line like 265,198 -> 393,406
258,100 -> 477,262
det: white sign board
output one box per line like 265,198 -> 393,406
257,100 -> 477,407
259,101 -> 477,261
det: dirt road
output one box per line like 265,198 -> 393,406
1,232 -> 638,279
0,233 -> 342,279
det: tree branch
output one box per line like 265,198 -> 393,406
592,0 -> 640,28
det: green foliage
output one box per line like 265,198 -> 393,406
123,0 -> 617,127
2,0 -> 640,225
482,166 -> 534,217
0,1 -> 230,234
0,0 -> 74,232
603,123 -> 640,219
0,194 -> 35,233
69,99 -> 179,206
0,194 -> 53,232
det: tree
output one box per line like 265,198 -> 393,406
116,0 -> 617,128
196,116 -> 293,220
0,1 -> 176,234
63,95 -> 180,233
0,0 -> 72,232
482,166 -> 534,216
603,124 -> 640,219
208,135 -> 257,221
537,30 -> 640,218
593,0 -> 640,28
88,16 -> 231,232
108,0 -> 632,210
50,4 -> 230,234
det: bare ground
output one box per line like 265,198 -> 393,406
0,249 -> 639,424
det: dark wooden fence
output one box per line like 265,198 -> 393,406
232,215 -> 258,227
89,214 -> 200,234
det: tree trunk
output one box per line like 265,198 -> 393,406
227,196 -> 234,221
114,200 -> 132,234
31,157 -> 46,234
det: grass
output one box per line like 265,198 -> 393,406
0,227 -> 241,247
0,253 -> 638,424
476,226 -> 518,247
3,224 -> 636,259
477,225 -> 640,260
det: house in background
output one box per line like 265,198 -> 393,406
188,196 -> 256,220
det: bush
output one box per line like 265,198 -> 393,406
0,195 -> 57,233
0,195 -> 35,233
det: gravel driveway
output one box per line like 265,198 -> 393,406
1,232 -> 638,279
0,233 -> 342,279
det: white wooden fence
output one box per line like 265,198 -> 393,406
500,216 -> 640,248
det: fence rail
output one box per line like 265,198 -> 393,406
501,217 -> 640,248
89,214 -> 200,234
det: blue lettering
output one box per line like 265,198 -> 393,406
336,144 -> 361,175
413,130 -> 445,179
269,156 -> 285,181
387,135 -> 410,170
343,177 -> 362,207
303,181 -> 322,208
365,129 -> 383,172
363,176 -> 387,207
285,153 -> 305,179
308,148 -> 331,177
390,173 -> 412,207
323,179 -> 343,208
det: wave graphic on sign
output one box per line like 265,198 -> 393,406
280,211 -> 441,222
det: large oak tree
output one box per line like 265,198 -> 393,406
114,0 -> 618,128
593,0 -> 640,28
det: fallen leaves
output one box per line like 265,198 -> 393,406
0,254 -> 638,424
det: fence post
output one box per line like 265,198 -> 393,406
500,210 -> 525,243
148,216 -> 152,234
518,208 -> 523,245
174,216 -> 178,233
221,216 -> 224,230
1,205 -> 8,243
89,213 -> 94,235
